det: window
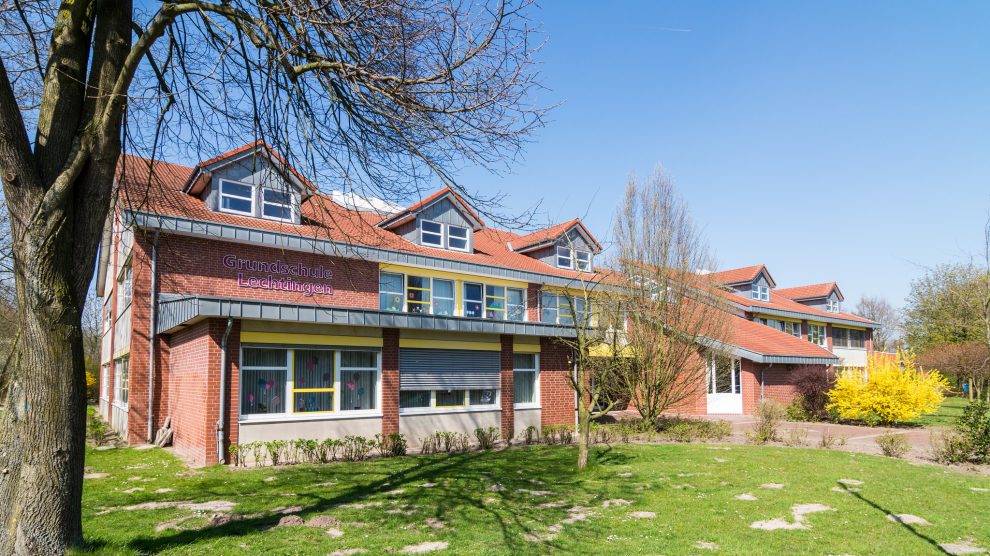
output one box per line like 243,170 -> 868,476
241,347 -> 380,418
340,351 -> 378,411
420,220 -> 444,247
399,390 -> 431,409
406,275 -> 431,314
292,350 -> 334,413
540,291 -> 558,324
514,353 -> 539,406
556,246 -> 573,269
448,225 -> 469,251
100,364 -> 110,400
808,324 -> 826,347
826,298 -> 841,313
541,291 -> 587,325
262,188 -> 293,221
833,328 -> 866,349
103,302 -> 112,333
751,283 -> 769,301
783,321 -> 802,338
575,250 -> 592,271
114,356 -> 129,405
464,282 -> 484,318
117,265 -> 132,309
469,389 -> 497,406
379,272 -> 404,312
241,347 -> 289,415
436,389 -> 466,407
849,329 -> 866,349
219,179 -> 254,215
507,288 -> 526,321
485,285 -> 506,319
432,279 -> 456,316
707,354 -> 741,395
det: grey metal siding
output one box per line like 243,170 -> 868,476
399,348 -> 500,390
209,154 -> 303,224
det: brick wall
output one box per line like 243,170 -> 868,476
155,234 -> 379,309
744,363 -> 829,414
381,328 -> 400,434
527,284 -> 541,322
166,320 -> 214,465
539,337 -> 574,427
126,232 -> 154,444
500,334 -> 514,439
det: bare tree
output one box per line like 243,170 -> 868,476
854,295 -> 901,352
917,342 -> 989,401
0,2 -> 545,552
608,168 -> 733,427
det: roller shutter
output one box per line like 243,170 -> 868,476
399,348 -> 500,390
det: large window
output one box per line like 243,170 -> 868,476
219,179 -> 254,216
833,327 -> 865,349
262,188 -> 293,221
485,285 -> 506,319
114,356 -> 129,405
241,347 -> 380,419
556,246 -> 573,269
420,220 -> 470,251
100,364 -> 110,400
808,324 -> 826,347
751,283 -> 770,301
756,317 -> 801,338
507,288 -> 526,321
513,353 -> 539,407
542,291 -> 587,326
826,298 -> 841,313
464,282 -> 484,318
707,354 -> 741,395
406,275 -> 431,314
380,272 -> 404,312
432,279 -> 455,316
400,389 -> 499,410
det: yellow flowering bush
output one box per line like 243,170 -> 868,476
85,370 -> 98,401
826,351 -> 950,425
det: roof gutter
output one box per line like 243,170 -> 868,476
734,302 -> 880,329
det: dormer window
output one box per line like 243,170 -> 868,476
448,225 -> 469,251
556,246 -> 573,269
262,188 -> 293,221
219,179 -> 254,216
826,298 -> 840,313
751,283 -> 770,301
421,220 -> 444,247
575,250 -> 592,272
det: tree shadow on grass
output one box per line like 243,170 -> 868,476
837,482 -> 949,555
121,445 -> 630,554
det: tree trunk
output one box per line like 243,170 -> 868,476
0,199 -> 88,554
576,403 -> 590,470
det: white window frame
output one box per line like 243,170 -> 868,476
420,220 -> 445,248
513,353 -> 540,409
556,246 -> 573,269
379,271 -> 406,313
218,179 -> 256,216
506,287 -> 527,322
447,225 -> 470,252
113,356 -> 129,407
463,281 -> 484,318
432,278 -> 456,316
239,347 -> 383,423
751,283 -> 770,301
826,298 -> 841,313
100,364 -> 110,401
706,354 -> 741,395
261,187 -> 295,223
575,250 -> 592,272
399,388 -> 501,415
808,324 -> 827,347
117,264 -> 132,310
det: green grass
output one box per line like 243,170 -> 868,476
912,397 -> 972,427
79,443 -> 990,555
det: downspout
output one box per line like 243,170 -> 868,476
146,230 -> 160,442
217,317 -> 234,464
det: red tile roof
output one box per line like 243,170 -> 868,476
729,315 -> 836,358
722,287 -> 874,325
184,141 -> 317,194
115,155 -> 600,282
707,264 -> 775,287
511,219 -> 603,252
775,282 -> 843,302
377,186 -> 485,230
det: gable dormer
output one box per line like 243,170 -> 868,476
510,219 -> 602,272
377,187 -> 485,253
183,142 -> 309,225
776,282 -> 844,312
708,265 -> 777,301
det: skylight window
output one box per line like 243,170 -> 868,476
219,179 -> 254,216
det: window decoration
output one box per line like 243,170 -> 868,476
219,179 -> 254,215
379,272 -> 404,312
340,351 -> 377,411
464,282 -> 484,318
406,275 -> 431,314
513,353 -> 539,406
241,347 -> 288,416
292,350 -> 334,413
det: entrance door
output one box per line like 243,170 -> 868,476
706,355 -> 742,414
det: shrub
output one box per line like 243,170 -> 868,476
318,439 -> 341,463
792,366 -> 835,419
341,436 -> 372,461
876,432 -> 910,458
375,433 -> 408,457
956,400 -> 990,464
541,424 -> 573,445
475,427 -> 499,450
826,352 -> 950,425
699,419 -> 732,442
785,397 -> 812,422
521,425 -> 539,445
748,400 -> 785,444
930,429 -> 971,464
85,371 -> 99,401
784,427 -> 808,447
666,422 -> 696,443
819,431 -> 846,449
266,440 -> 287,465
87,410 -> 110,446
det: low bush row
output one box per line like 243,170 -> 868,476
231,433 -> 407,467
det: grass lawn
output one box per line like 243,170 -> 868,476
912,397 -> 972,428
79,443 -> 990,555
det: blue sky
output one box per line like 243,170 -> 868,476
450,1 -> 990,309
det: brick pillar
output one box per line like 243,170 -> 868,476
499,334 -> 515,440
539,336 -> 574,427
526,284 -> 541,322
224,320 -> 241,463
825,323 -> 834,351
381,328 -> 400,435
